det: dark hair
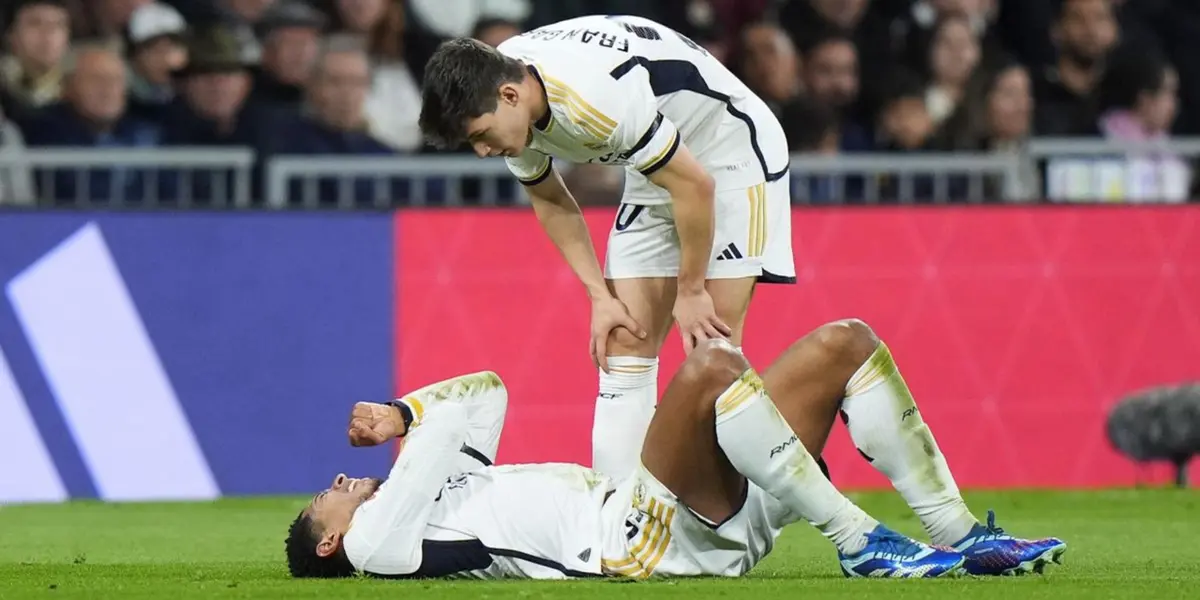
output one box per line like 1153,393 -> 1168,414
6,0 -> 66,30
419,37 -> 528,149
779,97 -> 837,151
1054,0 -> 1112,21
798,27 -> 856,60
879,69 -> 926,107
285,511 -> 358,579
1097,44 -> 1172,112
939,54 -> 1027,149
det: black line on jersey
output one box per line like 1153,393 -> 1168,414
519,157 -> 554,186
625,112 -> 663,159
728,244 -> 744,259
459,443 -> 492,467
365,539 -> 602,580
366,539 -> 493,579
486,546 -> 604,578
639,132 -> 679,176
609,57 -> 789,183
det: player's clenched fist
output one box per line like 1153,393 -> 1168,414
348,402 -> 406,447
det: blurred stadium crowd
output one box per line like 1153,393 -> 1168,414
0,0 -> 1196,205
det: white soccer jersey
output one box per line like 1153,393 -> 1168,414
342,373 -> 615,580
498,15 -> 789,204
341,371 -> 796,581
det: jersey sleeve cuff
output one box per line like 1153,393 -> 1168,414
518,158 -> 554,186
392,397 -> 426,429
637,131 -> 680,176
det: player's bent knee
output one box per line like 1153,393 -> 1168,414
678,339 -> 750,392
812,319 -> 879,366
606,326 -> 657,357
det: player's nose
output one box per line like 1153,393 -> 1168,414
332,473 -> 347,489
473,143 -> 490,158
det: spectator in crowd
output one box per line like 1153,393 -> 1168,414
253,0 -> 324,109
1,0 -> 70,121
876,72 -> 936,153
0,104 -> 35,205
270,34 -> 398,206
209,0 -> 280,64
922,15 -> 982,129
799,29 -> 871,151
74,0 -> 151,39
23,41 -> 162,204
125,2 -> 188,124
166,25 -> 264,146
780,97 -> 861,203
1094,45 -> 1189,201
739,21 -> 802,113
1033,0 -> 1118,136
941,58 -> 1034,153
894,0 -> 1004,71
329,0 -> 423,152
164,25 -> 274,203
472,17 -> 521,48
777,0 -> 893,97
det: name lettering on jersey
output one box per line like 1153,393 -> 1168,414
521,26 -> 630,53
605,17 -> 710,56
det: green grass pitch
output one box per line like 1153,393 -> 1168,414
1,489 -> 1197,599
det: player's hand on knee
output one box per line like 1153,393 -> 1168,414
672,289 -> 732,354
348,402 -> 405,447
589,295 -> 647,373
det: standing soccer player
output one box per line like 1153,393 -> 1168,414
419,15 -> 796,481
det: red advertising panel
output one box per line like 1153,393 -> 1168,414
396,206 -> 1200,488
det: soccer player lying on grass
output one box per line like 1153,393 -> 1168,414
285,319 -> 1066,580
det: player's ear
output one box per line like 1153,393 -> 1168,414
499,83 -> 520,106
316,531 -> 342,558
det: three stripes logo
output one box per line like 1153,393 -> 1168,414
715,243 -> 744,261
0,223 -> 218,504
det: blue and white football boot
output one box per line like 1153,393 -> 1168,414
952,510 -> 1067,576
839,524 -> 966,578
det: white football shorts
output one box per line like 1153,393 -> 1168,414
602,177 -> 796,284
598,462 -> 796,579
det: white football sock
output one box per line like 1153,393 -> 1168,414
842,342 -> 978,546
592,356 -> 658,482
715,369 -> 876,555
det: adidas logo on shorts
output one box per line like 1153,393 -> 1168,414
715,243 -> 743,261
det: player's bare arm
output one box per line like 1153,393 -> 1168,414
525,168 -> 647,370
644,144 -> 731,353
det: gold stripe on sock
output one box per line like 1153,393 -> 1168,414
609,364 -> 654,374
715,370 -> 766,417
845,343 -> 897,397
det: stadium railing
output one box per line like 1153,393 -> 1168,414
264,154 -> 516,208
4,139 -> 1200,207
0,148 -> 256,208
787,153 -> 1026,203
263,152 -> 1028,206
1028,137 -> 1200,202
